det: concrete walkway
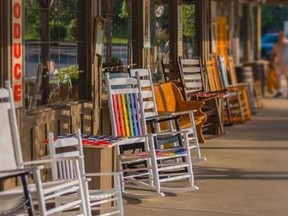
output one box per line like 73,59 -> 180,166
124,98 -> 288,216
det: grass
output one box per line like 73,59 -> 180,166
103,37 -> 128,45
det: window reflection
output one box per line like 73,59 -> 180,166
24,0 -> 82,110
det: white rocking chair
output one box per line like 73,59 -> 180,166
105,74 -> 198,197
130,67 -> 206,163
0,81 -> 88,215
48,129 -> 124,216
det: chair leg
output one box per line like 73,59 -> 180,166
33,168 -> 47,216
196,122 -> 205,143
21,175 -> 35,216
114,174 -> 124,216
224,97 -> 234,126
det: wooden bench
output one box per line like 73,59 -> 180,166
153,81 -> 207,143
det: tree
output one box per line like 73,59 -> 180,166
262,5 -> 288,34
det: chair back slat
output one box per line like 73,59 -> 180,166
185,82 -> 203,89
182,73 -> 202,81
117,94 -> 126,136
121,94 -> 130,136
131,93 -> 142,136
112,95 -> 122,136
205,59 -> 217,91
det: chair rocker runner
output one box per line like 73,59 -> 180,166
105,74 -> 198,197
0,81 -> 88,216
48,130 -> 124,216
129,67 -> 206,163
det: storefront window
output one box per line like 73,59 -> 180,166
24,0 -> 83,110
182,2 -> 197,58
101,0 -> 131,69
153,3 -> 170,63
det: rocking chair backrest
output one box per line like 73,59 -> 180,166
227,55 -> 238,85
105,74 -> 146,137
48,130 -> 84,181
177,57 -> 206,100
161,60 -> 182,89
205,59 -> 217,92
216,55 -> 230,89
129,68 -> 158,119
0,82 -> 24,171
206,57 -> 225,91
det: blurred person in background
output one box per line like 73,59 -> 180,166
270,31 -> 288,98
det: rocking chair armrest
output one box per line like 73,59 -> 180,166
196,94 -> 219,101
153,128 -> 192,137
116,135 -> 152,146
23,156 -> 83,167
208,89 -> 229,95
180,100 -> 204,107
228,83 -> 248,88
177,101 -> 206,118
0,167 -> 38,179
146,110 -> 195,124
227,86 -> 245,92
167,110 -> 196,116
85,171 -> 122,178
146,113 -> 177,123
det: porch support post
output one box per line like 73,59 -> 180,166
0,0 -> 12,85
169,0 -> 182,63
254,5 -> 262,60
132,1 -> 144,67
196,0 -> 211,61
243,3 -> 251,62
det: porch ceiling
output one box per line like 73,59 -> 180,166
238,0 -> 288,5
265,0 -> 288,5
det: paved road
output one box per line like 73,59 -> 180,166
124,98 -> 288,216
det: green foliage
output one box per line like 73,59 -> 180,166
262,5 -> 288,34
66,19 -> 77,40
182,5 -> 196,39
24,1 -> 79,41
24,2 -> 40,40
57,65 -> 79,83
119,0 -> 128,18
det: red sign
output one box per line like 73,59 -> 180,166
12,0 -> 23,107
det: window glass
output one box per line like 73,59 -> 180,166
24,0 -> 83,110
153,3 -> 170,63
150,2 -> 170,82
101,0 -> 131,68
182,3 -> 197,58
